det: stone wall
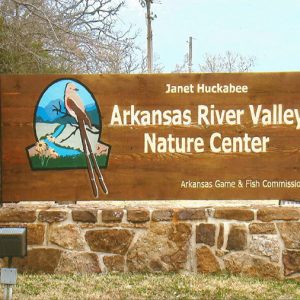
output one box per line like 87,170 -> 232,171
0,204 -> 300,280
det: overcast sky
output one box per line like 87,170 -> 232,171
118,0 -> 300,72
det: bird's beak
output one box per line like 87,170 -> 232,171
75,88 -> 79,91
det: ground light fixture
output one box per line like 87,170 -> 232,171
0,228 -> 27,300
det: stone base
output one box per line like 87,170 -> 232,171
0,204 -> 300,280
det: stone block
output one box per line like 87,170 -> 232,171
127,223 -> 191,272
196,223 -> 216,246
0,208 -> 36,223
257,208 -> 300,222
249,235 -> 281,262
38,210 -> 67,223
85,229 -> 133,255
215,249 -> 229,257
0,223 -> 45,245
196,246 -> 221,273
127,209 -> 150,223
283,250 -> 300,275
72,209 -> 97,223
56,252 -> 101,274
214,208 -> 254,221
49,224 -> 85,250
224,252 -> 281,279
103,255 -> 125,272
169,223 -> 192,247
277,222 -> 300,249
27,224 -> 45,245
102,209 -> 123,223
152,209 -> 174,221
249,222 -> 276,234
227,225 -> 248,250
13,248 -> 62,274
175,208 -> 206,221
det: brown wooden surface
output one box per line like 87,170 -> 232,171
1,73 -> 300,202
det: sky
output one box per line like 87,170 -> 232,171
117,0 -> 300,72
39,79 -> 96,108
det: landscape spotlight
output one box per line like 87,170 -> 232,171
0,228 -> 27,300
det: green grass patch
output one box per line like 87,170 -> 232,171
10,273 -> 300,300
30,154 -> 107,169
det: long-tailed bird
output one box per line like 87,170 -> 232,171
64,82 -> 108,197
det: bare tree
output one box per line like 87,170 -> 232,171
172,51 -> 255,73
172,54 -> 189,73
0,0 -> 139,73
139,52 -> 164,74
200,51 -> 256,73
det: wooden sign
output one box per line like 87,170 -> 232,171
1,73 -> 300,202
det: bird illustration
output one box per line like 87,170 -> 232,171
64,82 -> 108,197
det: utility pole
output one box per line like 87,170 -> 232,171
146,0 -> 153,73
188,36 -> 193,73
140,0 -> 157,73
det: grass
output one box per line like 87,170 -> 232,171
30,153 -> 108,169
8,273 -> 300,300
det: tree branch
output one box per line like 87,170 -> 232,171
52,101 -> 73,119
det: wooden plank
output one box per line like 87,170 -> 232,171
1,73 -> 300,202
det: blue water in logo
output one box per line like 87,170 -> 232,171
43,124 -> 81,157
52,124 -> 66,138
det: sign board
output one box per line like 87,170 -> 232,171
1,73 -> 300,202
